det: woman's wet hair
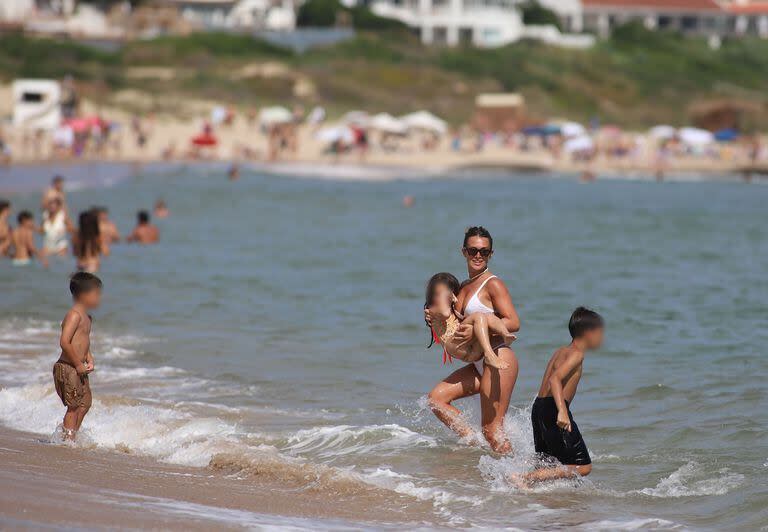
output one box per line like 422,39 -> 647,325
75,210 -> 101,259
568,307 -> 604,339
463,226 -> 493,249
424,272 -> 461,348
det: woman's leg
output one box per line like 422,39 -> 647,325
479,346 -> 519,454
463,314 -> 509,369
427,363 -> 481,440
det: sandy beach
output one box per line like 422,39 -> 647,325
0,427 -> 439,530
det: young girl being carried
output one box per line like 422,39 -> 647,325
425,272 -> 516,369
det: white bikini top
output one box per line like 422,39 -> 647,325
464,275 -> 497,316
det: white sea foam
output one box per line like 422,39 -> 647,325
638,461 -> 744,498
285,424 -> 437,458
582,518 -> 683,530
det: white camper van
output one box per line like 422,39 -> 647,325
12,79 -> 62,130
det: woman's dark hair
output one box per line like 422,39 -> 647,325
75,210 -> 100,259
463,226 -> 493,249
424,272 -> 461,348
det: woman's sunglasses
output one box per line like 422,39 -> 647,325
464,247 -> 492,258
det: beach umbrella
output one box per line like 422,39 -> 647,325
370,113 -> 408,135
400,111 -> 447,135
522,124 -> 560,137
679,127 -> 714,147
258,106 -> 293,126
649,125 -> 676,139
559,121 -> 586,138
714,128 -> 739,142
563,135 -> 594,154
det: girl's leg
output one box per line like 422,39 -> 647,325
464,313 -> 508,369
427,363 -> 481,440
479,347 -> 519,454
483,314 -> 516,344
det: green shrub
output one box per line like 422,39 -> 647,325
520,1 -> 561,31
297,0 -> 343,27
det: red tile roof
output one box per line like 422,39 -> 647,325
582,0 -> 723,11
727,2 -> 768,14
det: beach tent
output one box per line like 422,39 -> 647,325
559,121 -> 587,138
679,127 -> 715,147
342,110 -> 370,126
258,106 -> 293,126
400,111 -> 447,135
649,125 -> 677,139
316,126 -> 355,144
370,113 -> 407,135
563,135 -> 595,154
714,128 -> 739,142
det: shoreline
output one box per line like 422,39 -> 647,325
0,427 -> 435,530
0,156 -> 761,197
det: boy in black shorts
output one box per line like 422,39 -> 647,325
519,307 -> 604,484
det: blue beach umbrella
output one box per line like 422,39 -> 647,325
714,128 -> 739,142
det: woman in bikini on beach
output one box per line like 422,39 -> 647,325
425,226 -> 521,453
73,209 -> 109,273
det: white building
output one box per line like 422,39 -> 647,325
168,0 -> 296,31
370,0 -> 594,47
0,0 -> 35,22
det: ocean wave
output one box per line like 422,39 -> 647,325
582,518 -> 683,530
637,461 -> 744,498
284,424 -> 437,459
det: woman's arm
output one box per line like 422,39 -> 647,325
487,278 -> 520,332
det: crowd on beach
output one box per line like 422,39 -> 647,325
0,175 -> 162,272
3,75 -> 767,178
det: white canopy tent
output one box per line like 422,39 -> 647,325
649,125 -> 677,140
316,125 -> 355,144
370,113 -> 407,135
559,121 -> 587,138
563,135 -> 595,154
258,106 -> 293,126
678,127 -> 715,147
400,111 -> 447,135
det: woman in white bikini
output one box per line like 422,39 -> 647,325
41,198 -> 73,257
425,226 -> 521,453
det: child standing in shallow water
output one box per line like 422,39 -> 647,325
425,272 -> 515,369
516,307 -> 604,485
53,272 -> 102,441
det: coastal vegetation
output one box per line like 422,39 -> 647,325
2,21 -> 768,128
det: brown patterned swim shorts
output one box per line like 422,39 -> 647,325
53,361 -> 92,409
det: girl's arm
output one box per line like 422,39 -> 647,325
487,278 -> 520,332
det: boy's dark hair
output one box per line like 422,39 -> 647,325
138,210 -> 149,224
70,272 -> 103,297
568,307 -> 604,339
17,210 -> 33,224
0,199 -> 9,213
463,226 -> 493,249
424,272 -> 461,348
53,175 -> 64,184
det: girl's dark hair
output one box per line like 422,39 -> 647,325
75,210 -> 101,259
424,272 -> 461,348
463,226 -> 493,249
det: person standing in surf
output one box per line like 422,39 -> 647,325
425,226 -> 520,453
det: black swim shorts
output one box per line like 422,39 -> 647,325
531,396 -> 591,466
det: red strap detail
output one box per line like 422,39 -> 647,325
432,327 -> 453,364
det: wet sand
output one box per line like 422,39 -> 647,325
0,428 -> 435,530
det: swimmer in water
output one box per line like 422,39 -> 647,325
127,210 -> 159,244
426,272 -> 515,370
11,211 -> 47,267
153,200 -> 169,219
41,198 -> 74,257
514,307 -> 603,486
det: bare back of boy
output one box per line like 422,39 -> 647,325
58,308 -> 92,368
537,345 -> 583,403
12,226 -> 34,262
53,307 -> 94,439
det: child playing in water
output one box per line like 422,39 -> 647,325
425,272 -> 515,369
11,211 -> 47,267
518,307 -> 604,485
53,272 -> 102,441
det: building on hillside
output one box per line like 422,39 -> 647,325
723,1 -> 768,37
0,0 -> 35,23
369,0 -> 594,48
472,93 -> 526,132
166,0 -> 296,31
581,0 -> 729,38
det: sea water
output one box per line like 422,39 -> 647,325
1,166 -> 766,529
